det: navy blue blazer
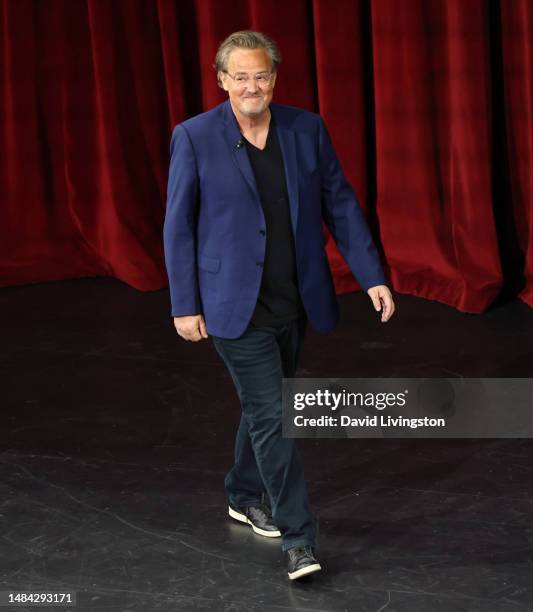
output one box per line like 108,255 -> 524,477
163,99 -> 387,339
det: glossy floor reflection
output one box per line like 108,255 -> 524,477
1,278 -> 533,611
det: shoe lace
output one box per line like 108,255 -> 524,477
289,545 -> 316,560
248,501 -> 272,521
260,501 -> 274,518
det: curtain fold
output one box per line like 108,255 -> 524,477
1,0 -> 531,313
500,0 -> 533,308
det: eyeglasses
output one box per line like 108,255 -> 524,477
223,71 -> 274,86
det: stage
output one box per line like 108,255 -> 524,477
1,278 -> 532,611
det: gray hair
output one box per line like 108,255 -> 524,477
214,30 -> 282,78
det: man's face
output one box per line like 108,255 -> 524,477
219,48 -> 277,118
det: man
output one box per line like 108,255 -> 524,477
163,30 -> 395,580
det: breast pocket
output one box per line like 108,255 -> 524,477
299,166 -> 320,194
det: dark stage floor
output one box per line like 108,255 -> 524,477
1,278 -> 533,611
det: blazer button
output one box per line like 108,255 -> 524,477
256,262 -> 264,268
259,229 -> 266,236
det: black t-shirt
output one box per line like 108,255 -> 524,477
244,116 -> 304,327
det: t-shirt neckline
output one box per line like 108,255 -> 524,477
243,117 -> 274,152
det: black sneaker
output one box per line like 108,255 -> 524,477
287,545 -> 322,580
228,497 -> 281,538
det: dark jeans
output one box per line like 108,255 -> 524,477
211,313 -> 317,552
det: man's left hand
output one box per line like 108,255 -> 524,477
367,285 -> 395,322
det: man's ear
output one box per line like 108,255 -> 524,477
218,71 -> 228,91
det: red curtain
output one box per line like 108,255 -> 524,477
1,0 -> 532,312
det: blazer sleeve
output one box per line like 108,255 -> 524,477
163,124 -> 202,317
318,116 -> 388,292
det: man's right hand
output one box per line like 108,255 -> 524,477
173,314 -> 208,342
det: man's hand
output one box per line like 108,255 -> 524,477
367,285 -> 395,322
173,314 -> 208,341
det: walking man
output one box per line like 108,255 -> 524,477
163,30 -> 395,580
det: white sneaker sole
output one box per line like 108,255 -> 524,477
228,505 -> 281,538
288,562 -> 322,580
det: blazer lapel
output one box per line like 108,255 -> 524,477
271,104 -> 300,235
221,100 -> 260,200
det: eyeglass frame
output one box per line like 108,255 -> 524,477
222,70 -> 276,86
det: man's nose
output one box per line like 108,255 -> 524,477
246,79 -> 259,93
